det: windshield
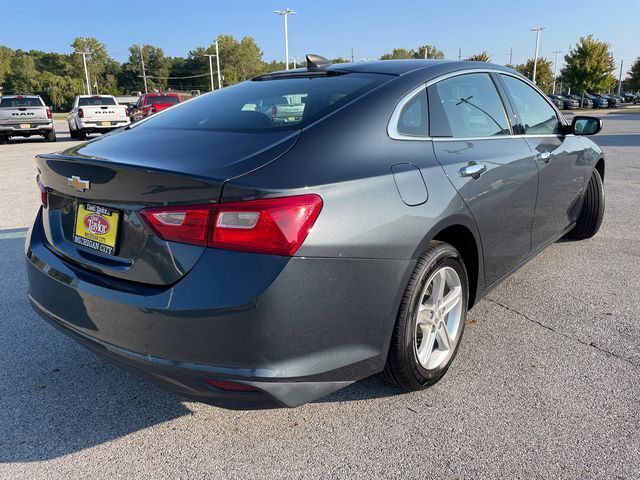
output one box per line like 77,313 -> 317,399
78,96 -> 117,106
0,97 -> 44,108
136,72 -> 390,132
147,95 -> 180,105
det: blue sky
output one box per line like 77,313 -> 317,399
2,0 -> 639,74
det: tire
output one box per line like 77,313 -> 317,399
45,130 -> 57,142
567,169 -> 604,240
381,241 -> 469,390
77,129 -> 87,141
69,123 -> 78,139
0,136 -> 6,145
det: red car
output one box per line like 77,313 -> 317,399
129,93 -> 181,122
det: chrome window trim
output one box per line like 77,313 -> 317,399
387,83 -> 430,141
387,68 -> 566,142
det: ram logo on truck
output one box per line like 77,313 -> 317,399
11,112 -> 35,116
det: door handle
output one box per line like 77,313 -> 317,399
459,163 -> 487,178
537,151 -> 552,163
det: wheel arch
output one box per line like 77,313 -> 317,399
595,157 -> 605,182
414,216 -> 484,309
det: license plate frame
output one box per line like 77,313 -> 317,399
19,123 -> 31,129
100,121 -> 111,126
73,203 -> 121,256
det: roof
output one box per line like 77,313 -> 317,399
261,59 -> 518,79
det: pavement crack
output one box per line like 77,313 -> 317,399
485,298 -> 639,368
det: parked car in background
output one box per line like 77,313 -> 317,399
28,57 -> 606,409
68,95 -> 130,140
0,95 -> 55,144
548,94 -> 579,110
585,94 -> 609,108
547,95 -> 564,109
622,92 -> 638,103
568,94 -> 593,109
593,94 -> 618,108
129,93 -> 181,122
244,95 -> 306,124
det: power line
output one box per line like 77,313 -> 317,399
139,73 -> 211,79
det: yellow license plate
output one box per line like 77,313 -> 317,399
73,203 -> 120,255
19,123 -> 30,129
101,121 -> 111,126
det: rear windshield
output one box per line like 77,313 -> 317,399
78,96 -> 117,106
136,73 -> 389,132
147,95 -> 180,105
0,97 -> 44,108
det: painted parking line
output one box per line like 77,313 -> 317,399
0,229 -> 28,240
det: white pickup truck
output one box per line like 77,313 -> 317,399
68,95 -> 130,140
0,95 -> 56,144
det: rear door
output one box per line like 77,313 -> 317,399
498,74 -> 587,252
429,72 -> 539,285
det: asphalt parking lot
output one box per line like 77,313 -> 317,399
0,116 -> 638,479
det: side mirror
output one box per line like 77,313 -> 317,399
571,116 -> 602,136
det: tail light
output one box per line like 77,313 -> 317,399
204,379 -> 258,392
78,108 -> 84,118
37,177 -> 48,208
46,108 -> 52,119
139,194 -> 322,256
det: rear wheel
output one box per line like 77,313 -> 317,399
381,241 -> 468,390
69,123 -> 78,139
77,129 -> 87,140
45,130 -> 57,142
0,136 -> 7,145
567,169 -> 604,240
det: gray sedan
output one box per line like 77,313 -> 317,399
27,56 -> 605,408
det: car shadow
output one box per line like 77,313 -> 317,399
1,232 -> 403,463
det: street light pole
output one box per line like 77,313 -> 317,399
531,27 -> 546,84
215,41 -> 222,88
617,59 -> 624,95
552,50 -> 562,94
274,9 -> 296,70
139,45 -> 148,94
204,54 -> 215,91
76,51 -> 91,95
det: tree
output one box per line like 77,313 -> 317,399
625,57 -> 640,92
380,48 -> 413,60
70,37 -> 110,92
561,35 -> 615,94
0,46 -> 14,86
5,52 -> 40,94
467,52 -> 491,62
119,44 -> 170,93
415,45 -> 444,60
515,57 -> 554,92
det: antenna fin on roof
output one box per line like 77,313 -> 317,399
306,54 -> 332,71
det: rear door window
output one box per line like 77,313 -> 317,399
428,73 -> 510,138
500,74 -> 561,135
397,89 -> 428,136
147,96 -> 180,105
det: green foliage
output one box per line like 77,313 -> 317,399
625,57 -> 640,91
561,35 -> 615,94
5,52 -> 40,93
466,52 -> 491,62
380,45 -> 443,61
514,57 -> 554,91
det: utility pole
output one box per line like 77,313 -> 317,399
215,40 -> 222,89
552,50 -> 562,94
618,59 -> 624,95
351,47 -> 354,62
458,48 -> 462,61
76,51 -> 91,95
139,45 -> 148,94
531,27 -> 546,84
274,9 -> 296,70
509,47 -> 513,65
204,54 -> 216,91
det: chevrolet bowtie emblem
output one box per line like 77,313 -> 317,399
68,176 -> 90,192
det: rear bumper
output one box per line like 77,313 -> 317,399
26,210 -> 413,408
77,120 -> 130,132
0,123 -> 53,135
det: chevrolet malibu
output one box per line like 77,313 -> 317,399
27,56 -> 605,409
